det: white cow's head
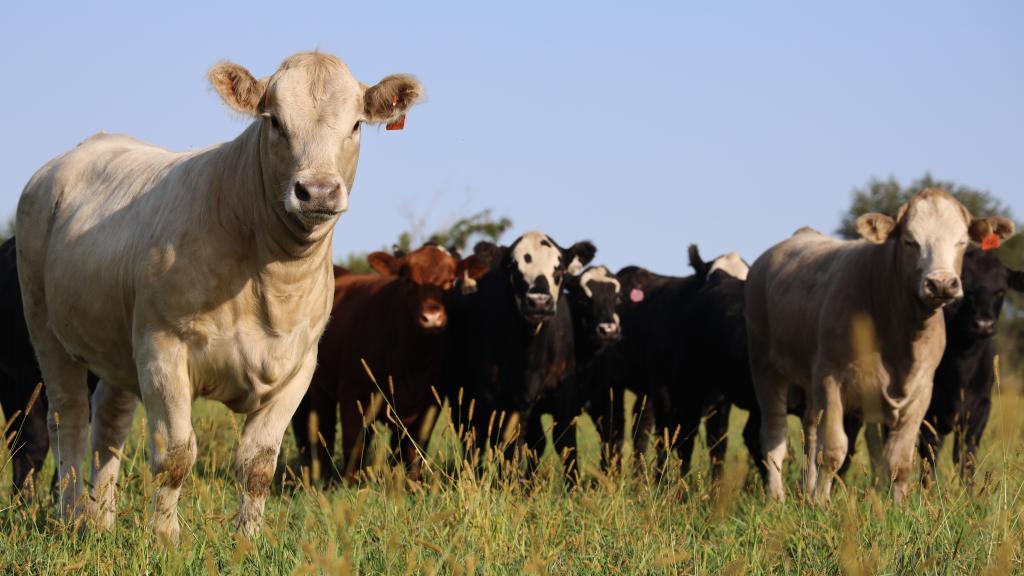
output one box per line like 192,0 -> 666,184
209,52 -> 422,241
856,188 -> 1015,310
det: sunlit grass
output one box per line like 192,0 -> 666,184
1,380 -> 1023,574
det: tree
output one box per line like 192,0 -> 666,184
838,173 -> 1024,386
336,209 -> 513,271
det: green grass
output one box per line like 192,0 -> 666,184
2,385 -> 1024,575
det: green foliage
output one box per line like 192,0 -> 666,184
337,210 -> 513,270
3,391 -> 1024,574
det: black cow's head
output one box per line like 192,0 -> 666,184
503,231 -> 596,323
567,265 -> 622,346
946,249 -> 1024,339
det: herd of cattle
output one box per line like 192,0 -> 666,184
0,51 -> 1022,542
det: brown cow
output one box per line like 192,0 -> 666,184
292,244 -> 487,482
746,188 -> 1014,503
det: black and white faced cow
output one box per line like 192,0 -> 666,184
918,248 -> 1024,483
445,231 -> 596,482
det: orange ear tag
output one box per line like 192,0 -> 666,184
981,233 -> 1001,251
386,94 -> 405,130
386,115 -> 406,130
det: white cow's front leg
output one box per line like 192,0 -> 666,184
814,373 -> 848,502
137,334 -> 195,544
883,387 -> 932,503
235,353 -> 316,535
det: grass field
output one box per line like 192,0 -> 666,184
2,382 -> 1023,575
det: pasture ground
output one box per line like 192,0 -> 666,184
2,381 -> 1023,575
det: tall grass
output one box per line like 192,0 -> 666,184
1,383 -> 1023,574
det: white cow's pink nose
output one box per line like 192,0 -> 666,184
921,272 -> 962,303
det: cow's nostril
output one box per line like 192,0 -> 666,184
295,182 -> 311,202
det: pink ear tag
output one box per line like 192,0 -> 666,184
981,233 -> 1000,251
386,94 -> 405,130
630,288 -> 645,303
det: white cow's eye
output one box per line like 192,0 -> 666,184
269,115 -> 288,141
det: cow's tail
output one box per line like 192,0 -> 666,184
688,244 -> 711,279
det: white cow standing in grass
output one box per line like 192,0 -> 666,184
15,51 -> 421,541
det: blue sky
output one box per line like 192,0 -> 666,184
2,2 -> 1020,273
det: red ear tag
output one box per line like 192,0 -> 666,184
981,233 -> 1001,251
630,288 -> 645,303
386,114 -> 406,131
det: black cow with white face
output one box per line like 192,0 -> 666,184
918,248 -> 1024,483
445,231 -> 596,483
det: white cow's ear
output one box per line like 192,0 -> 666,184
968,216 -> 1016,245
856,213 -> 897,244
363,75 -> 423,124
208,62 -> 267,116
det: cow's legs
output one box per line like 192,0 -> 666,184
1,369 -> 49,492
743,408 -> 767,479
751,355 -> 788,501
837,415 -> 862,478
813,373 -> 848,502
705,398 -> 731,481
552,409 -> 580,487
89,381 -> 138,530
959,396 -> 991,484
235,356 -> 314,535
883,390 -> 931,503
339,397 -> 374,480
631,394 -> 655,473
917,415 -> 942,488
36,338 -> 90,519
137,338 -> 196,543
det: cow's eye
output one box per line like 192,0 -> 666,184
352,122 -> 361,134
269,115 -> 288,140
903,238 -> 919,248
553,270 -> 564,284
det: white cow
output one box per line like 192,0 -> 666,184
15,52 -> 421,540
745,188 -> 1014,503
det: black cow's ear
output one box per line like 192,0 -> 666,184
1009,268 -> 1024,293
566,241 -> 597,274
457,255 -> 490,280
856,213 -> 897,244
367,252 -> 402,276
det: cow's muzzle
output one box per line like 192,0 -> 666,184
521,292 -> 555,322
594,322 -> 621,345
920,272 -> 962,308
292,177 -> 348,225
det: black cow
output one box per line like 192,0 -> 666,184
679,245 -> 861,480
445,231 -> 595,483
918,249 -> 1023,483
564,265 -> 623,462
587,259 -> 715,476
0,237 -> 49,491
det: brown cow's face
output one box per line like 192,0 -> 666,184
369,246 -> 488,334
208,52 -> 421,241
856,188 -> 1016,310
